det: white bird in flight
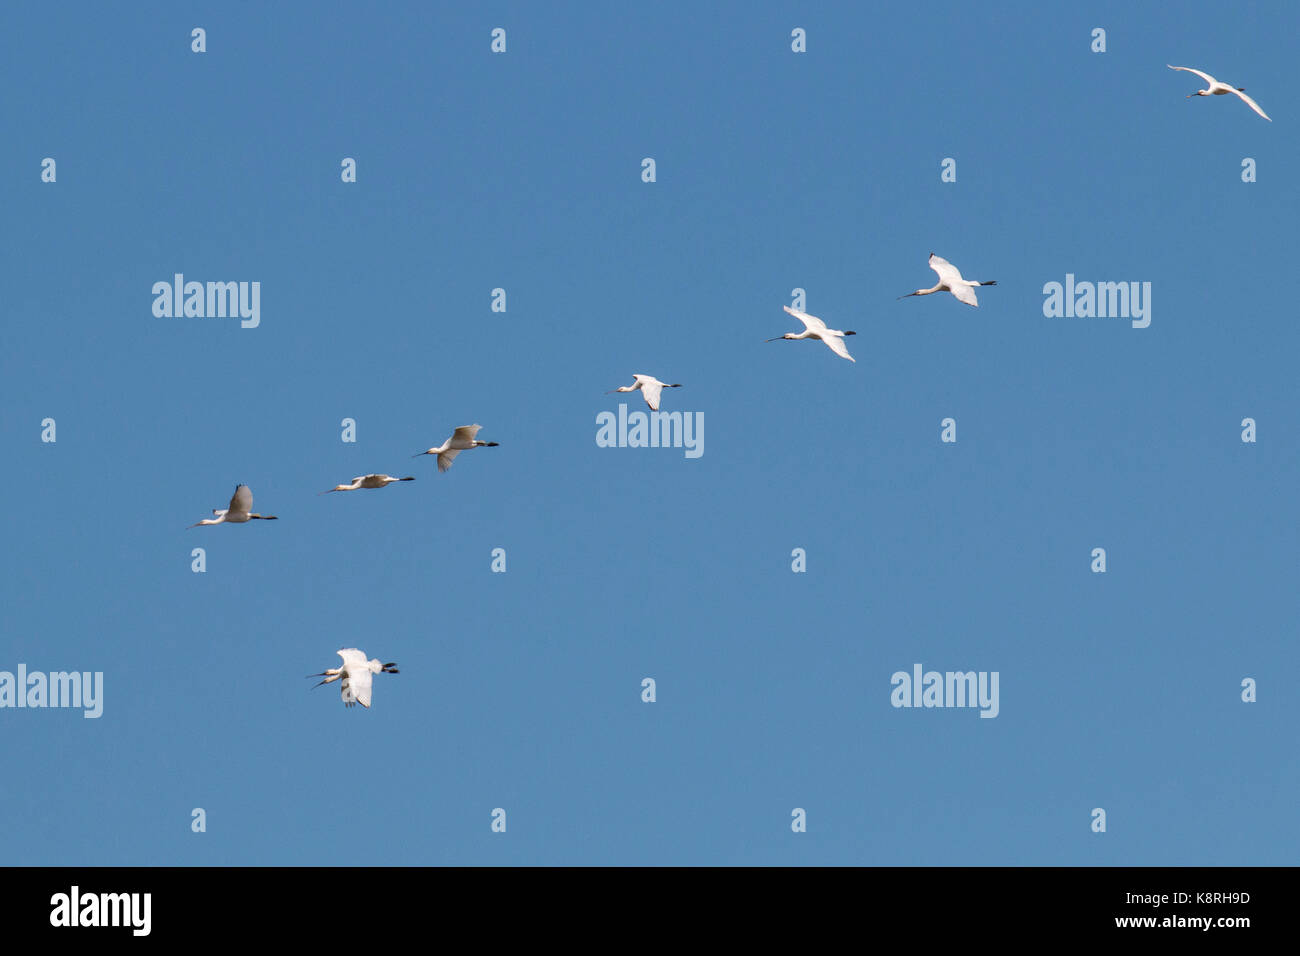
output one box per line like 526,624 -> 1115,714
310,649 -> 399,709
188,484 -> 278,527
1168,65 -> 1271,121
414,424 -> 500,473
766,306 -> 856,362
898,253 -> 997,308
607,374 -> 682,411
320,474 -> 416,495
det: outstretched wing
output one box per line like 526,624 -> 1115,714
453,424 -> 481,443
228,484 -> 253,515
820,333 -> 856,362
344,666 -> 374,708
337,648 -> 368,667
639,379 -> 664,411
438,449 -> 462,472
1167,64 -> 1216,86
928,254 -> 965,287
949,282 -> 979,307
783,305 -> 827,332
1229,87 -> 1271,121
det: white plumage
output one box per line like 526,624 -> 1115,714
898,253 -> 997,308
766,306 -> 857,362
607,374 -> 682,411
414,424 -> 500,473
1168,65 -> 1270,121
188,484 -> 278,527
310,649 -> 399,709
320,474 -> 416,494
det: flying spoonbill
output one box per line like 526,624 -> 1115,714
414,424 -> 500,473
607,374 -> 682,411
188,484 -> 278,527
898,253 -> 997,308
320,474 -> 416,494
310,649 -> 399,709
1167,65 -> 1271,121
766,306 -> 856,362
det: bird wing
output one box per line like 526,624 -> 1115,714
337,648 -> 368,666
929,254 -> 965,286
820,333 -> 855,362
949,282 -> 979,307
228,484 -> 253,515
783,305 -> 827,332
345,666 -> 374,708
453,424 -> 481,443
1229,88 -> 1271,120
438,449 -> 461,472
639,379 -> 664,411
1167,65 -> 1216,86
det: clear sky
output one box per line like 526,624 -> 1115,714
2,1 -> 1296,865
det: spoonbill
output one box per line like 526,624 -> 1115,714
188,484 -> 278,527
414,424 -> 500,473
310,649 -> 399,709
1167,65 -> 1271,121
319,474 -> 416,494
766,306 -> 856,362
607,374 -> 682,411
898,253 -> 997,308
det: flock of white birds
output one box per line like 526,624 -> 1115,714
188,424 -> 501,707
185,63 -> 1270,709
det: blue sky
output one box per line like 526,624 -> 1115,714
1,1 -> 1296,865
